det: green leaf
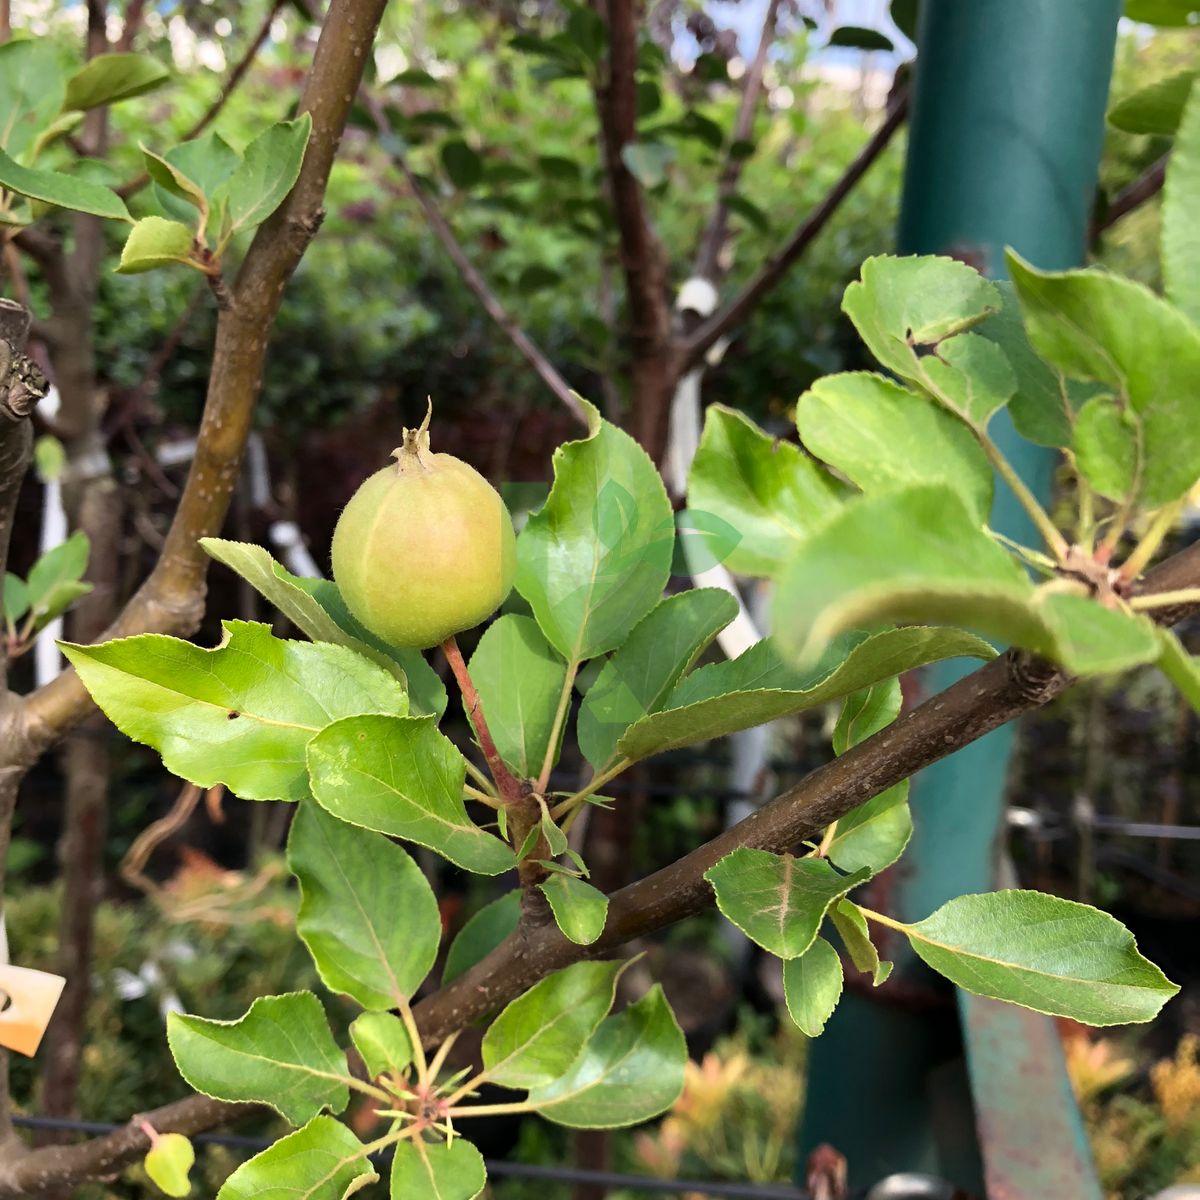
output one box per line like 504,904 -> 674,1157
0,146 -> 130,221
830,901 -> 892,985
0,40 -> 66,160
1163,79 -> 1200,326
687,405 -> 846,577
529,985 -> 685,1128
26,531 -> 88,609
441,139 -> 483,189
1007,251 -> 1200,507
64,53 -> 169,111
200,538 -> 413,692
783,937 -> 843,1037
903,890 -> 1180,1025
1126,0 -> 1200,22
724,193 -> 769,232
117,216 -> 198,273
288,800 -> 439,1009
616,624 -> 996,762
796,372 -> 993,522
220,115 -> 312,242
468,614 -> 567,777
832,679 -> 901,754
827,785 -> 911,877
217,1117 -> 374,1200
620,141 -> 675,187
167,993 -> 350,1125
154,132 -> 241,232
391,1139 -> 486,1200
3,574 -> 29,624
33,434 -> 66,482
143,145 -> 207,215
771,485 -> 1158,676
890,0 -> 919,40
350,1011 -> 412,1078
705,849 -> 868,959
826,680 -> 911,876
516,398 -> 673,664
29,111 -> 82,160
63,621 -> 407,803
144,1132 -> 195,1197
577,589 -> 737,769
539,873 -> 609,945
306,714 -> 514,874
483,960 -> 624,1089
828,25 -> 894,51
976,282 -> 1098,449
843,255 -> 1009,428
29,581 -> 92,633
1109,68 -> 1196,135
1157,628 -> 1200,712
443,892 -> 522,985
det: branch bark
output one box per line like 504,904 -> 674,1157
593,0 -> 676,462
682,91 -> 908,370
18,0 -> 391,757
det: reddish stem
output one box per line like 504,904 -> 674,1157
441,635 -> 524,803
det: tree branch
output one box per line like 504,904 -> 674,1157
682,91 -> 908,370
372,104 -> 587,428
593,0 -> 676,461
18,0 -> 391,756
0,1096 -> 251,1197
1091,152 -> 1169,241
691,0 -> 781,283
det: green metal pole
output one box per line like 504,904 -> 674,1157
800,3 -> 1120,1194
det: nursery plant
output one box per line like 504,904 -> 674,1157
2,2 -> 1200,1197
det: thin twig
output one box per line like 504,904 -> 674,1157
441,635 -> 524,802
1091,153 -> 1168,241
369,102 -> 587,428
692,0 -> 782,282
682,92 -> 909,370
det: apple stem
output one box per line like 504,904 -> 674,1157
441,635 -> 524,804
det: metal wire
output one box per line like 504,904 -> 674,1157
10,1116 -> 810,1199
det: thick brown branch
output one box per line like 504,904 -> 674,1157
682,92 -> 908,370
375,107 -> 586,427
19,0 -> 390,757
0,1096 -> 251,1196
1091,153 -> 1168,241
691,0 -> 781,283
594,0 -> 675,460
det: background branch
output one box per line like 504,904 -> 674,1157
593,0 -> 676,461
1091,152 -> 1169,241
691,0 -> 782,283
683,91 -> 909,369
374,106 -> 588,428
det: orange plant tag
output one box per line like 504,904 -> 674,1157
0,966 -> 66,1056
